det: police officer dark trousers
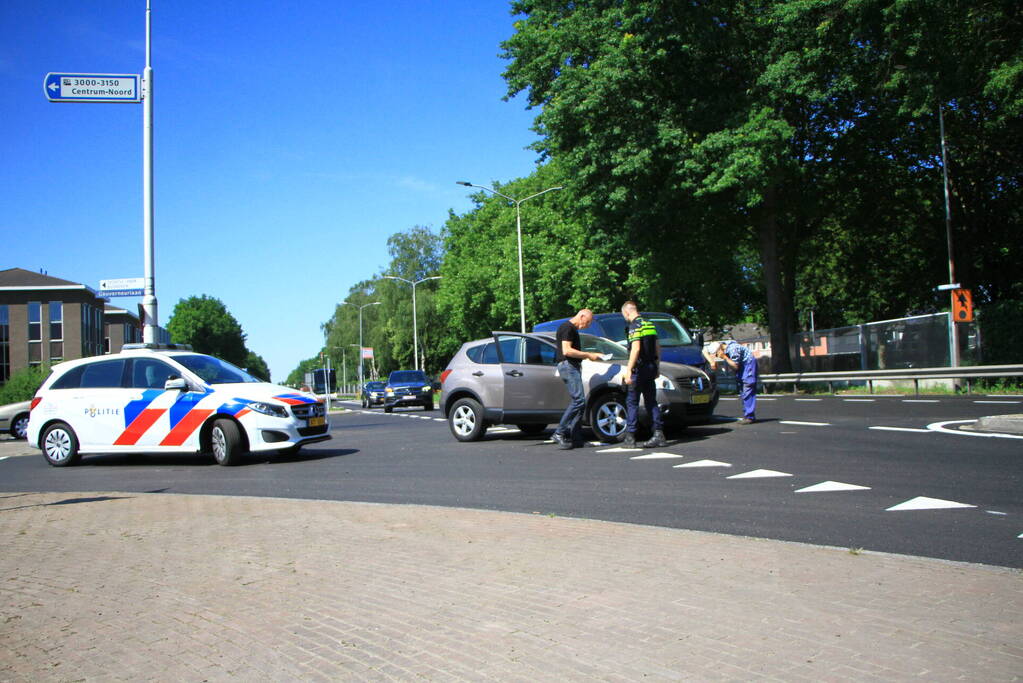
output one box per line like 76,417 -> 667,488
621,301 -> 665,448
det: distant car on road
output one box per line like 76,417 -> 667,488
361,381 -> 386,408
384,370 -> 434,412
439,331 -> 716,443
0,401 -> 31,440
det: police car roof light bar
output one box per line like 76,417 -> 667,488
122,342 -> 194,351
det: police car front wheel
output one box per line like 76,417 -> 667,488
41,422 -> 81,467
210,419 -> 245,466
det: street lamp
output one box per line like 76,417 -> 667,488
383,275 -> 441,370
457,181 -> 563,333
341,301 -> 380,385
895,64 -> 959,368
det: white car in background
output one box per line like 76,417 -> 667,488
27,344 -> 329,466
0,401 -> 32,440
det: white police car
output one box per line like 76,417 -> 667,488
27,344 -> 330,466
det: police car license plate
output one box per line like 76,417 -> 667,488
309,416 -> 325,427
691,394 -> 710,404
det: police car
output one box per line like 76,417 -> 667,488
27,344 -> 330,466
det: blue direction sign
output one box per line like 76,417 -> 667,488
44,73 -> 140,103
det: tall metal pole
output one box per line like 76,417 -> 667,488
456,182 -> 562,334
515,202 -> 526,333
938,103 -> 960,369
358,309 -> 364,386
141,0 -> 157,343
411,281 -> 418,370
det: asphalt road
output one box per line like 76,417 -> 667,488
2,394 -> 1021,568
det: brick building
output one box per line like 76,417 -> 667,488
0,268 -> 165,384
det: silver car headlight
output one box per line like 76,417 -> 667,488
247,401 -> 289,418
655,375 -> 675,391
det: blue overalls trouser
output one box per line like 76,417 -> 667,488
738,360 -> 758,420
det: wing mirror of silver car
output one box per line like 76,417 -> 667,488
164,377 -> 188,391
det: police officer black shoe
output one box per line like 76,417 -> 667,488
621,432 -> 637,448
642,430 -> 667,448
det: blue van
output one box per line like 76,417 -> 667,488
533,312 -> 707,369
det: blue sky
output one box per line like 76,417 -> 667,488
1,1 -> 541,381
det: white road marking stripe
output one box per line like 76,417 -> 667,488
757,397 -> 777,401
674,459 -> 731,468
597,447 -> 643,453
974,400 -> 1021,404
843,399 -> 875,402
985,510 -> 1007,516
795,481 -> 871,493
927,420 -> 1023,440
630,453 -> 684,460
433,418 -> 446,422
795,398 -> 822,402
903,399 -> 939,403
987,394 -> 1023,398
886,496 -> 976,512
719,397 -> 737,400
869,426 -> 932,433
779,420 -> 831,426
0,456 -> 9,462
727,469 -> 792,479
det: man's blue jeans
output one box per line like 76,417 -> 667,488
557,361 -> 586,442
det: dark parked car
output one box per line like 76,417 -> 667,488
384,370 -> 434,412
361,381 -> 386,408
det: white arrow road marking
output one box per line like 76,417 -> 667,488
674,459 -> 731,468
795,480 -> 871,493
630,452 -> 684,460
779,420 -> 831,426
727,469 -> 793,479
886,496 -> 976,511
869,426 -> 932,433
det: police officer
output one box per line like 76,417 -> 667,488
704,340 -> 758,424
621,301 -> 665,448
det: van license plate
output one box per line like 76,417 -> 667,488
691,394 -> 710,404
309,416 -> 325,427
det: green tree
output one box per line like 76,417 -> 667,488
166,295 -> 248,367
244,351 -> 271,382
501,0 -> 1021,369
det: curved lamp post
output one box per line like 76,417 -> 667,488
341,300 -> 380,385
457,181 -> 563,333
383,275 -> 441,371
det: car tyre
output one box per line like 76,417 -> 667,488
449,397 -> 487,442
210,419 -> 244,466
41,422 -> 81,467
590,393 -> 628,443
424,401 -> 434,411
518,423 -> 547,435
11,413 -> 30,440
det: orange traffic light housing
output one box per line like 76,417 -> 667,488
952,288 -> 973,323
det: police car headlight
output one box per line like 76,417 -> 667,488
656,375 -> 675,391
247,401 -> 289,418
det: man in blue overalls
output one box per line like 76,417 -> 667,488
704,341 -> 758,424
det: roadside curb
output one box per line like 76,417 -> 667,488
968,413 -> 1023,435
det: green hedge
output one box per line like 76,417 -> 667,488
0,365 -> 50,405
980,300 -> 1023,365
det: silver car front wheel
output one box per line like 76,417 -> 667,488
591,394 -> 627,442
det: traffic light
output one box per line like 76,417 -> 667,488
952,288 -> 973,323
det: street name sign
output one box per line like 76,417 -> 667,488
100,277 -> 145,298
44,73 -> 141,103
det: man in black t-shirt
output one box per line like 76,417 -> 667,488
553,309 -> 602,449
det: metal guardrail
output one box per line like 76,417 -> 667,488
757,364 -> 1023,395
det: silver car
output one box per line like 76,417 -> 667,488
0,400 -> 32,440
439,331 -> 717,442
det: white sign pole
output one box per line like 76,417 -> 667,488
141,0 -> 158,343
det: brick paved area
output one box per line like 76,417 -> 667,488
1,491 -> 1020,681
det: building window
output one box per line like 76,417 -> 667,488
28,302 -> 41,341
49,301 -> 63,341
0,305 -> 9,383
50,341 -> 63,362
